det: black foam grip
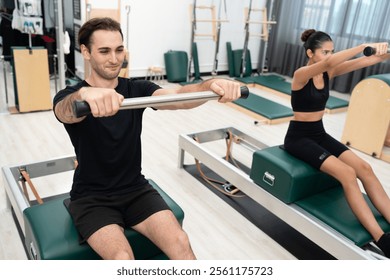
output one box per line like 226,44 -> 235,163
240,86 -> 250,99
72,100 -> 91,118
363,46 -> 376,56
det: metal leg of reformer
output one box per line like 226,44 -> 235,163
178,127 -> 382,260
2,156 -> 76,235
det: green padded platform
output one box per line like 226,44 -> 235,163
295,187 -> 390,246
23,179 -> 184,260
179,79 -> 202,86
325,96 -> 349,109
367,73 -> 390,85
233,92 -> 293,120
235,74 -> 286,85
235,76 -> 257,84
250,146 -> 340,204
237,75 -> 349,110
255,76 -> 290,94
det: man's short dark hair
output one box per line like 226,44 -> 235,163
78,17 -> 123,51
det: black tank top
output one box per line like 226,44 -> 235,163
291,72 -> 329,112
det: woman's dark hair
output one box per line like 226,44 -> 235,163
301,29 -> 332,56
78,17 -> 123,51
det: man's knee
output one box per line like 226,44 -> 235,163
175,229 -> 191,248
172,229 -> 195,259
109,249 -> 135,260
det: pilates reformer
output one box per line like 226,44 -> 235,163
177,127 -> 390,260
2,156 -> 184,260
227,91 -> 293,124
2,87 -> 249,260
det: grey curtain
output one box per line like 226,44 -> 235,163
262,0 -> 390,93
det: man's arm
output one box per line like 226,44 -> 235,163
54,88 -> 87,124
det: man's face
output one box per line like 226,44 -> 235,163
82,30 -> 125,80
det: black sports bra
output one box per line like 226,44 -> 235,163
291,72 -> 329,112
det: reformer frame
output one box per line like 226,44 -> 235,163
177,127 -> 386,260
2,155 -> 184,260
2,156 -> 76,236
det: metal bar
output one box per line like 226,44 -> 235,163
73,86 -> 249,118
125,5 -> 131,50
123,91 -> 219,109
2,166 -> 30,234
28,33 -> 32,50
212,0 -> 223,75
186,127 -> 267,151
54,0 -> 66,90
73,91 -> 218,118
241,0 -> 253,78
259,0 -> 277,74
53,54 -> 58,94
187,0 -> 197,82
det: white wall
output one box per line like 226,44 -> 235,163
74,0 -> 267,78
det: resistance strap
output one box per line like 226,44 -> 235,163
193,130 -> 245,198
19,169 -> 44,205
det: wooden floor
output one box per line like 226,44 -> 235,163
0,62 -> 389,260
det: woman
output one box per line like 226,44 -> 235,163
284,29 -> 390,257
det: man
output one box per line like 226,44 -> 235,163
53,17 -> 242,260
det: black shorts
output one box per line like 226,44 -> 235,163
284,119 -> 349,169
68,183 -> 170,243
